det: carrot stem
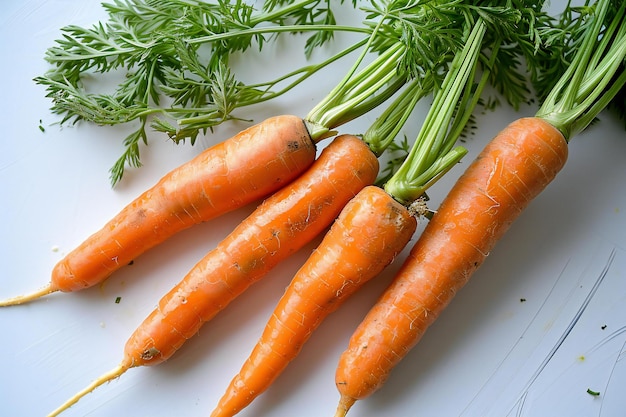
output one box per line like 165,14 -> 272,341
362,78 -> 430,157
305,40 -> 408,142
537,0 -> 626,139
186,24 -> 372,46
383,19 -> 489,204
0,284 -> 56,307
47,363 -> 128,417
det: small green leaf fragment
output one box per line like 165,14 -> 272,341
587,388 -> 600,397
115,296 -> 122,304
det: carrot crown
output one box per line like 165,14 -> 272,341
535,0 -> 626,140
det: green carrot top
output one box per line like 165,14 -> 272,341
535,0 -> 626,141
383,0 -> 550,206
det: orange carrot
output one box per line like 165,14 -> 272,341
47,134 -> 379,417
211,185 -> 417,417
334,117 -> 569,416
0,115 -> 315,306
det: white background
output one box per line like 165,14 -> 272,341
1,1 -> 625,416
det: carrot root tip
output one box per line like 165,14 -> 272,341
0,284 -> 57,307
334,395 -> 356,417
47,363 -> 128,417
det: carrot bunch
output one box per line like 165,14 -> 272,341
5,0 -> 624,416
46,132 -> 379,417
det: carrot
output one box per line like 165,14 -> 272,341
0,115 -> 315,306
334,1 -> 626,413
47,134 -> 379,417
210,185 -> 418,417
334,117 -> 569,415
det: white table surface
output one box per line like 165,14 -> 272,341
1,1 -> 625,416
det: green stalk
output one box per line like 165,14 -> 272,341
362,78 -> 432,157
252,0 -> 325,25
305,44 -> 407,131
302,19 -> 410,143
536,0 -> 626,140
384,19 -> 489,205
186,24 -> 372,45
244,38 -> 368,95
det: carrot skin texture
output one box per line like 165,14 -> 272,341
52,115 -> 315,292
335,117 -> 568,411
123,134 -> 379,368
211,186 -> 417,417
